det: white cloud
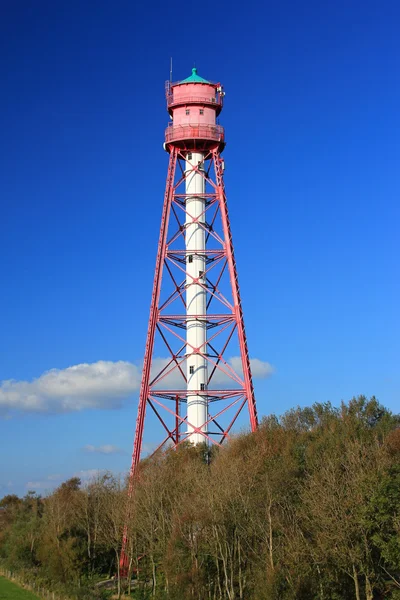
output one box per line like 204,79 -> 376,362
25,474 -> 62,490
25,481 -> 51,490
206,358 -> 275,387
229,357 -> 275,379
0,361 -> 140,415
47,474 -> 62,481
24,471 -> 107,492
73,469 -> 105,482
84,444 -> 123,455
150,357 -> 275,387
0,357 -> 274,415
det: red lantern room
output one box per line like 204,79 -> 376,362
165,67 -> 225,150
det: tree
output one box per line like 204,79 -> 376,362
36,477 -> 85,583
96,474 -> 126,597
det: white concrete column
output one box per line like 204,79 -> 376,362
185,152 -> 208,444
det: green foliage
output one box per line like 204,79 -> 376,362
1,396 -> 399,599
365,464 -> 400,569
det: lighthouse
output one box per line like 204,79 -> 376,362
120,66 -> 258,571
126,65 -> 257,477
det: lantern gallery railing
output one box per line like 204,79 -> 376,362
165,123 -> 225,143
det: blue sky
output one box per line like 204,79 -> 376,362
1,0 -> 399,496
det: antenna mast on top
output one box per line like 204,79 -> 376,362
170,57 -> 173,83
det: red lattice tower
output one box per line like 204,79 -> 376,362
120,69 -> 258,571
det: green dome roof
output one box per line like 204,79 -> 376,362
178,67 -> 209,84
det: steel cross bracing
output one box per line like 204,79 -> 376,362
120,146 -> 258,574
128,147 -> 257,472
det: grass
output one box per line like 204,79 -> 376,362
0,577 -> 41,600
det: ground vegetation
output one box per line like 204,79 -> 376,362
1,396 -> 399,599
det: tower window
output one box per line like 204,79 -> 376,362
185,109 -> 190,115
199,109 -> 204,115
187,152 -> 192,160
200,383 -> 206,391
189,366 -> 194,374
188,255 -> 193,263
199,270 -> 204,278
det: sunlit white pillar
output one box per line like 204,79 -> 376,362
185,152 -> 208,444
